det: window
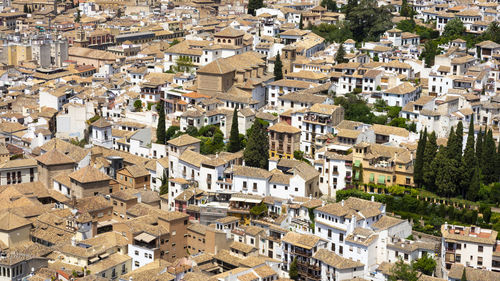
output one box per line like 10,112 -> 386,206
135,250 -> 139,255
339,233 -> 344,242
135,261 -> 140,267
478,246 -> 483,252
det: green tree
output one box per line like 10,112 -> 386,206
374,99 -> 387,112
185,126 -> 199,137
443,18 -> 466,38
335,42 -> 348,63
244,119 -> 269,169
421,40 -> 438,67
389,117 -> 408,128
250,202 -> 267,217
156,102 -> 166,144
165,126 -> 180,142
482,21 -> 500,44
434,147 -> 459,197
133,100 -> 142,112
387,106 -> 402,119
311,22 -> 353,43
389,259 -> 418,281
461,268 -> 467,281
413,253 -> 436,275
454,121 -> 464,161
321,0 -> 338,11
497,140 -> 500,182
400,0 -> 413,18
476,128 -> 483,167
461,117 -> 475,197
159,172 -> 168,195
274,52 -> 283,80
345,0 -> 394,42
423,132 -> 438,191
75,9 -> 81,23
482,129 -> 497,184
23,4 -> 28,13
373,54 -> 379,62
414,129 -> 427,188
289,257 -> 299,280
247,0 -> 263,16
227,108 -> 241,152
299,15 -> 303,29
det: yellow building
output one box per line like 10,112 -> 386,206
7,44 -> 32,66
352,142 -> 414,189
268,121 -> 301,159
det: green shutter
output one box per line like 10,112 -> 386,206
355,171 -> 360,180
354,160 -> 361,167
378,175 -> 386,184
369,173 -> 374,182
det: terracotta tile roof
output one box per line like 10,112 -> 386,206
91,118 -> 112,128
167,134 -> 201,147
282,232 -> 321,249
0,211 -> 31,231
313,248 -> 364,269
36,149 -> 76,166
69,165 -> 111,183
121,165 -> 149,178
268,121 -> 301,134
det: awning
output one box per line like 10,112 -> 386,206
378,175 -> 386,184
354,160 -> 361,167
135,232 -> 156,243
369,173 -> 374,182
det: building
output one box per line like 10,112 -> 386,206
441,223 -> 500,272
116,165 -> 150,190
268,121 -> 301,159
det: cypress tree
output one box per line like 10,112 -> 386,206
335,42 -> 348,64
414,129 -> 427,188
423,132 -> 438,191
244,119 -> 269,169
496,141 -> 500,182
227,108 -> 241,153
476,128 -> 483,169
289,257 -> 298,280
446,127 -> 456,158
482,129 -> 497,184
455,121 -> 464,159
274,52 -> 283,81
23,4 -> 28,13
467,164 -> 481,201
299,15 -> 303,29
461,268 -> 467,281
462,117 -> 475,198
156,102 -> 166,144
247,0 -> 263,16
434,147 -> 458,197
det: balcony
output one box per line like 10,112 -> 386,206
303,115 -> 332,125
297,260 -> 320,270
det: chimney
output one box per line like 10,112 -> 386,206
341,199 -> 344,206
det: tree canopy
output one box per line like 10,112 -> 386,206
244,119 -> 269,169
274,52 -> 283,80
227,108 -> 242,153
